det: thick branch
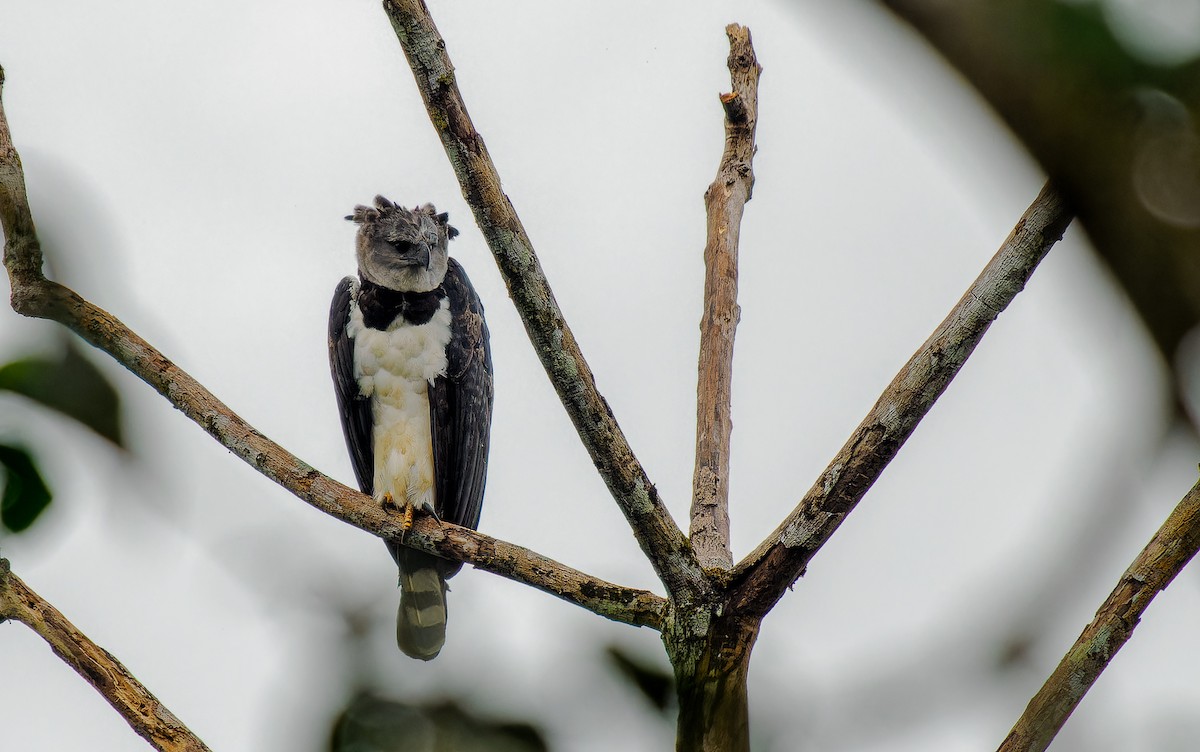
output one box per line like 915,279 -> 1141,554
729,183 -> 1073,617
998,477 -> 1200,752
690,25 -> 761,572
0,69 -> 665,633
381,0 -> 703,598
0,559 -> 212,752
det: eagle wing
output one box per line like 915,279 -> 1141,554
328,276 -> 375,496
429,258 -> 494,537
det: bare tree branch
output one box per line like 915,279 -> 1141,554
728,182 -> 1074,617
0,558 -> 212,752
381,0 -> 704,599
690,25 -> 761,573
0,65 -> 665,633
997,476 -> 1200,752
0,65 -> 41,293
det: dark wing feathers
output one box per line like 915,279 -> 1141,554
430,258 -> 494,537
331,263 -> 492,583
328,276 -> 375,496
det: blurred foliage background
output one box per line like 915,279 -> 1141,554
884,0 -> 1200,423
3,1 -> 1200,751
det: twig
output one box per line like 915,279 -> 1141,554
690,25 -> 761,572
0,65 -> 665,632
729,182 -> 1073,616
381,0 -> 704,599
0,559 -> 213,752
997,476 -> 1200,752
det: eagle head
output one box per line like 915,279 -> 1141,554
346,196 -> 459,293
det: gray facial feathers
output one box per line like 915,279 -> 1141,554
347,196 -> 456,293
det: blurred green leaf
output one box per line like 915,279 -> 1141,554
606,644 -> 675,714
0,340 -> 123,447
331,694 -> 547,752
0,444 -> 52,533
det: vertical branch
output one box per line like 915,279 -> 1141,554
998,477 -> 1200,752
690,25 -> 761,571
0,560 -> 213,752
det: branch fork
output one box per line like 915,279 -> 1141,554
10,7 -> 1177,752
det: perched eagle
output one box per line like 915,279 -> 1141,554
328,197 -> 493,660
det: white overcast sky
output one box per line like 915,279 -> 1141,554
2,2 -> 1199,751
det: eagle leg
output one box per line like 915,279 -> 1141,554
379,492 -> 411,540
401,500 -> 442,533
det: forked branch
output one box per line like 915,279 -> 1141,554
382,0 -> 703,598
0,559 -> 212,752
729,182 -> 1073,617
690,25 -> 761,572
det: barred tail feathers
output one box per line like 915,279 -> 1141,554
396,555 -> 448,661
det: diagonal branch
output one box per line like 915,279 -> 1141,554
0,558 -> 213,752
728,182 -> 1073,617
0,65 -> 665,633
690,25 -> 761,572
997,476 -> 1200,752
381,0 -> 703,599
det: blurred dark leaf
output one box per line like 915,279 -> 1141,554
0,444 -> 52,533
879,0 -> 1200,383
330,693 -> 547,752
0,339 -> 124,447
605,644 -> 675,714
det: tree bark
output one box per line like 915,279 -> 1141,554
665,603 -> 759,752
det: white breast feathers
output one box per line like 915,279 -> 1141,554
347,299 -> 453,509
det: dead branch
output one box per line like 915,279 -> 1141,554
690,24 -> 761,572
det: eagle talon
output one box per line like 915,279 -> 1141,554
381,492 -> 400,513
420,501 -> 442,524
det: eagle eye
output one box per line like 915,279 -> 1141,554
391,240 -> 413,254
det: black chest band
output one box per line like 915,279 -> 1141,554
358,277 -> 447,329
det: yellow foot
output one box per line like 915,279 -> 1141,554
402,499 -> 414,532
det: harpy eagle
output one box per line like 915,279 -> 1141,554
328,197 -> 493,660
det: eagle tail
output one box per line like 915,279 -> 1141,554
395,548 -> 448,661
